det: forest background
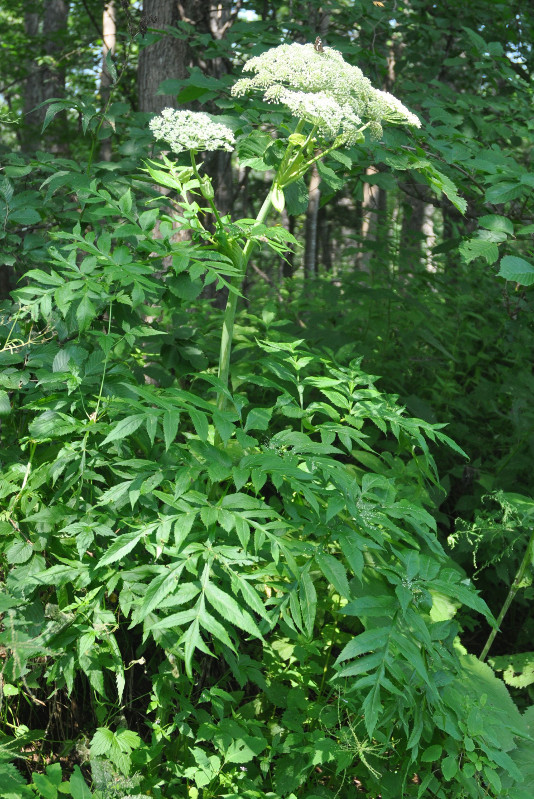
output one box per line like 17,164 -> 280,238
1,1 -> 534,798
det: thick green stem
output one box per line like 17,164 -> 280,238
216,190 -> 275,411
479,527 -> 534,661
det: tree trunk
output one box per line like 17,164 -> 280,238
358,165 -> 380,271
138,0 -> 188,113
22,0 -> 69,152
99,1 -> 116,161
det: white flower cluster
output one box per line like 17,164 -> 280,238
232,42 -> 420,140
149,108 -> 235,153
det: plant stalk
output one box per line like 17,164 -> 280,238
479,527 -> 534,661
216,189 -> 275,411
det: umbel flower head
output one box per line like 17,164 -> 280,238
149,108 -> 236,153
232,42 -> 420,141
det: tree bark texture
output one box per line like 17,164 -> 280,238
138,0 -> 188,113
22,0 -> 69,152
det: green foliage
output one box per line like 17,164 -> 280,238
1,3 -> 534,798
0,150 -> 531,798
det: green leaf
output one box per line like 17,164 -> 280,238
101,414 -> 146,445
32,773 -> 58,799
335,627 -> 390,665
199,606 -> 236,650
459,237 -> 499,265
96,529 -> 144,568
131,564 -> 185,624
497,255 -> 534,286
76,294 -> 97,331
118,188 -> 132,216
163,409 -> 180,451
90,727 -> 115,757
485,181 -> 524,204
478,214 -> 514,235
315,551 -> 350,597
299,569 -> 317,637
205,582 -> 264,639
189,408 -> 209,441
5,540 -> 32,564
441,755 -> 458,780
244,406 -> 273,432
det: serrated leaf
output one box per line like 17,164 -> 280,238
189,407 -> 209,441
459,237 -> 499,265
315,551 -> 350,597
131,563 -> 184,624
101,414 -> 146,445
244,406 -> 272,432
90,727 -> 115,757
163,409 -> 180,451
76,294 -> 97,331
299,569 -> 317,637
335,627 -> 389,665
478,214 -> 513,235
421,745 -> 443,762
497,255 -> 534,286
199,606 -> 236,650
205,582 -> 263,639
485,181 -> 524,204
96,529 -> 144,568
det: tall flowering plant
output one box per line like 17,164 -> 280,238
148,41 -> 420,410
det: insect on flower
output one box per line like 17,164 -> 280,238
313,36 -> 324,53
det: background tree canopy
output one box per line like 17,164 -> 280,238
1,1 -> 534,798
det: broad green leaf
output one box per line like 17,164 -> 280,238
5,540 -> 33,564
96,529 -> 144,568
335,627 -> 390,665
163,409 -> 180,451
485,181 -> 524,204
32,773 -> 57,799
497,255 -> 534,286
205,582 -> 263,639
199,606 -> 236,650
101,414 -> 146,445
131,564 -> 185,623
90,727 -> 115,757
459,237 -> 499,265
478,214 -> 514,235
0,389 -> 10,416
315,551 -> 350,597
244,406 -> 273,432
441,755 -> 458,781
421,745 -> 442,762
68,766 -> 92,799
76,294 -> 97,331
